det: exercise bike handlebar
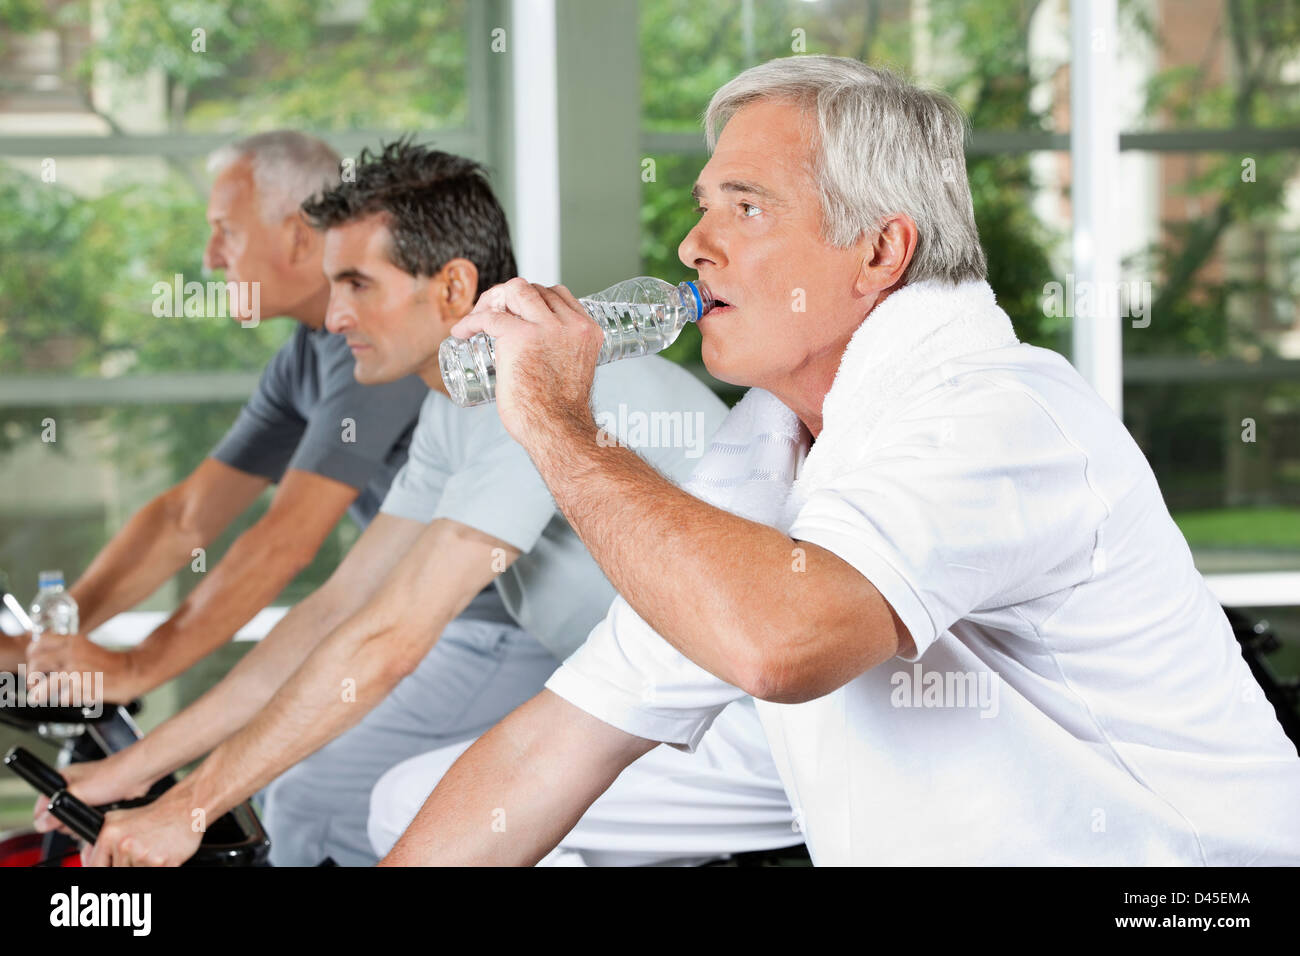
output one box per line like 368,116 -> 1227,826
5,747 -> 105,844
47,789 -> 105,845
4,746 -> 104,846
3,745 -> 272,865
4,746 -> 67,797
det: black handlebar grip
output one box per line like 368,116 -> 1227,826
48,789 -> 105,844
3,746 -> 67,797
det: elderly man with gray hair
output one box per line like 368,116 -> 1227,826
24,131 -> 426,709
379,55 -> 1300,866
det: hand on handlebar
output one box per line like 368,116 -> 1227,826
32,758 -> 151,836
83,792 -> 203,867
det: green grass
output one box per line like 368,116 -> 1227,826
1173,508 -> 1300,551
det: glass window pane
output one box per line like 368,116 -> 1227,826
0,155 -> 293,378
0,0 -> 471,135
1118,0 -> 1300,132
641,0 -> 1070,135
0,400 -> 359,606
1121,146 -> 1300,571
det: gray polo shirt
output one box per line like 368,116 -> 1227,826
380,355 -> 729,660
211,323 -> 427,527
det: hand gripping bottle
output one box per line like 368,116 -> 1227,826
438,277 -> 713,407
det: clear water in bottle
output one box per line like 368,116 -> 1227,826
438,276 -> 713,407
29,570 -> 78,641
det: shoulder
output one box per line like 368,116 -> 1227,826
878,345 -> 1102,463
414,390 -> 517,456
260,323 -> 311,371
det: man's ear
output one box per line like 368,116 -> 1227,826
439,258 -> 480,318
286,213 -> 318,267
855,213 -> 919,297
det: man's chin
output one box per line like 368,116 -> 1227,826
352,362 -> 389,386
699,339 -> 752,389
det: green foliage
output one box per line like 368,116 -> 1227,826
63,0 -> 318,89
0,0 -> 48,57
181,0 -> 469,131
1175,506 -> 1300,550
0,166 -> 289,378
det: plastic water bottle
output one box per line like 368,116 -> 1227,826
438,277 -> 714,407
29,570 -> 78,641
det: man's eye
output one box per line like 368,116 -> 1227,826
693,205 -> 707,215
740,202 -> 761,218
349,279 -> 365,291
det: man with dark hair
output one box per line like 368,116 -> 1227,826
46,142 -> 799,868
303,139 -> 517,300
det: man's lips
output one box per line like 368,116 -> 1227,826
705,291 -> 734,315
346,341 -> 372,352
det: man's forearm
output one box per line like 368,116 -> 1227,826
70,493 -> 205,633
177,613 -> 420,818
525,414 -> 803,689
105,584 -> 357,789
382,690 -> 657,866
126,520 -> 315,692
166,518 -> 520,822
526,416 -> 902,701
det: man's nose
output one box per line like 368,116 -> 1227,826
678,219 -> 721,272
324,297 -> 353,335
203,235 -> 226,272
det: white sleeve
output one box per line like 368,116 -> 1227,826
788,381 -> 1107,661
545,595 -> 748,753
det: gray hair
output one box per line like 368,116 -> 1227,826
704,56 -> 987,286
207,131 -> 342,223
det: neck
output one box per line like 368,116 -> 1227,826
774,389 -> 825,439
762,338 -> 853,440
416,354 -> 445,392
764,286 -> 903,438
286,283 -> 331,330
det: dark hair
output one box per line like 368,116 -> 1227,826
301,139 -> 516,297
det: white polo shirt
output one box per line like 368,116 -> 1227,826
546,279 -> 1300,866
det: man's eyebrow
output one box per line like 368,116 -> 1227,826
691,180 -> 781,204
330,267 -> 370,282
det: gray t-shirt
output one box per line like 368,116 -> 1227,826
211,323 -> 427,528
380,355 -> 729,660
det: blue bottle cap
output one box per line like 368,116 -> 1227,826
683,281 -> 705,321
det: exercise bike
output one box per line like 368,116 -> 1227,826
1223,605 -> 1300,748
3,745 -> 269,866
0,578 -> 270,866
